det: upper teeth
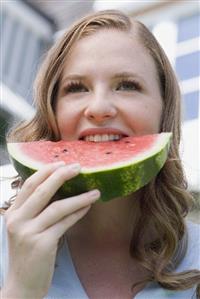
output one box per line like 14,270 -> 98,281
84,134 -> 122,142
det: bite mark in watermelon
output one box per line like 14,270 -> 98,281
7,133 -> 172,201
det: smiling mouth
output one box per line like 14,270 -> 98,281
80,134 -> 124,142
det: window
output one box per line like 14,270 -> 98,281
176,51 -> 200,81
177,14 -> 200,42
1,2 -> 53,100
183,91 -> 199,121
176,13 -> 200,122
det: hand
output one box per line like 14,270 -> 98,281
2,162 -> 100,299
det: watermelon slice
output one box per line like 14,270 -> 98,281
7,133 -> 172,201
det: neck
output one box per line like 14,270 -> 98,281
67,192 -> 141,247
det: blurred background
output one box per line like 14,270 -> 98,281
0,0 -> 199,214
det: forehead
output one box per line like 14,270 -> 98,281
62,29 -> 158,81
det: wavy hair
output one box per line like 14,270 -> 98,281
4,10 -> 200,296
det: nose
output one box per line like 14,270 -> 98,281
84,93 -> 117,123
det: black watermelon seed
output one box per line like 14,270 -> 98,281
63,149 -> 68,152
125,141 -> 130,143
54,155 -> 59,158
105,152 -> 112,154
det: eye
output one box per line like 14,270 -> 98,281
116,80 -> 141,92
63,81 -> 88,94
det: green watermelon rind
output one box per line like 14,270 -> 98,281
7,133 -> 172,202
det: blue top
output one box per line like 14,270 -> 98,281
0,216 -> 199,299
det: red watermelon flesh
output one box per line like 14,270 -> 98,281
7,133 -> 172,201
17,135 -> 157,168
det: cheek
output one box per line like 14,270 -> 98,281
143,109 -> 162,132
125,100 -> 163,133
144,101 -> 162,123
154,100 -> 163,128
55,101 -> 79,138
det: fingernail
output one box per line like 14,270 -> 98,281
89,189 -> 101,199
69,163 -> 81,172
53,161 -> 65,166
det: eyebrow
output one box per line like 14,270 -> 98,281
62,74 -> 85,82
112,72 -> 145,82
61,71 -> 145,84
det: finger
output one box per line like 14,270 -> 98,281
32,189 -> 100,232
11,161 -> 66,210
19,163 -> 81,219
43,205 -> 92,241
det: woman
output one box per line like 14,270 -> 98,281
1,10 -> 200,299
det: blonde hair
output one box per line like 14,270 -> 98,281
6,10 -> 200,296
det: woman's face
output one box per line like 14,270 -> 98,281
55,29 -> 163,141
